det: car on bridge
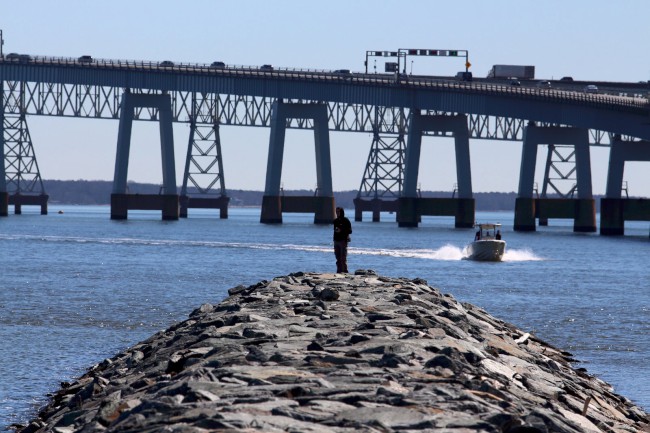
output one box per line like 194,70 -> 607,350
584,84 -> 599,93
210,61 -> 226,68
5,53 -> 31,63
78,55 -> 93,63
537,81 -> 551,88
260,64 -> 274,71
159,60 -> 174,67
456,71 -> 473,81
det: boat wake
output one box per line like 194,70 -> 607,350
0,234 -> 543,261
350,244 -> 468,261
502,248 -> 543,262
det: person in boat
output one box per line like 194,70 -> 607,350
474,229 -> 481,241
496,230 -> 501,240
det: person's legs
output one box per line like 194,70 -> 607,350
334,240 -> 349,273
341,243 -> 348,273
334,241 -> 343,273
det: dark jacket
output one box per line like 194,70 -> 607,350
333,209 -> 352,242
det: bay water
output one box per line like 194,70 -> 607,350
1,205 -> 648,428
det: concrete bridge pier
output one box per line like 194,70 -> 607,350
397,112 -> 474,228
9,193 -> 49,215
180,195 -> 230,219
111,91 -> 179,220
353,198 -> 399,222
514,197 -> 536,232
0,192 -> 8,216
514,124 -> 596,232
601,136 -> 650,235
260,101 -> 336,224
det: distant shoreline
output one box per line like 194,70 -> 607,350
40,179 -> 535,211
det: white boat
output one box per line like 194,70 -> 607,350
466,223 -> 506,261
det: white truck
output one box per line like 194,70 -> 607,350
487,65 -> 535,80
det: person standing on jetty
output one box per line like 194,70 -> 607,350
333,207 -> 352,273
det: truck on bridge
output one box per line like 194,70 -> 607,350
487,64 -> 535,80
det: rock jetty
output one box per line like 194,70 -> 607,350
16,271 -> 649,433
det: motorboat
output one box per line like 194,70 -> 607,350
466,223 -> 506,261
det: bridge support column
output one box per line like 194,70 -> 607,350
111,91 -> 179,220
397,197 -> 419,227
1,81 -> 49,215
514,198 -> 536,231
354,108 -> 407,222
260,195 -> 282,223
180,104 -> 230,219
0,85 -> 6,217
455,198 -> 475,228
514,124 -> 595,232
600,198 -> 625,236
601,136 -> 650,235
261,101 -> 335,224
398,112 -> 474,228
574,199 -> 596,232
0,192 -> 8,217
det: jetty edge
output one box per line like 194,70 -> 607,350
15,271 -> 649,433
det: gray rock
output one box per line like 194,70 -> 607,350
19,272 -> 649,433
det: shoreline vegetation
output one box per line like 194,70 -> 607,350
15,271 -> 649,433
39,179 -> 616,211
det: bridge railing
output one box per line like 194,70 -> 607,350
2,54 -> 648,112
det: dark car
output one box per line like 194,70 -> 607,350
260,64 -> 273,71
560,76 -> 574,82
6,53 -> 31,63
159,60 -> 174,67
210,61 -> 226,68
510,79 -> 521,86
78,55 -> 93,63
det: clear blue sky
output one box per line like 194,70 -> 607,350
2,0 -> 649,196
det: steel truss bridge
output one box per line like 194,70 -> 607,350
1,55 -> 650,233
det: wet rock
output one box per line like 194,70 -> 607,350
19,271 -> 649,433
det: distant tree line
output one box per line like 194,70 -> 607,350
42,179 -> 576,211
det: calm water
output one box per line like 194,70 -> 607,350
0,206 -> 648,428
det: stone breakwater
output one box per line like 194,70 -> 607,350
17,271 -> 649,433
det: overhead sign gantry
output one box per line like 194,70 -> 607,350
365,48 -> 471,76
364,50 -> 402,74
398,48 -> 470,75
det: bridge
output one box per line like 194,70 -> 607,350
1,53 -> 649,235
